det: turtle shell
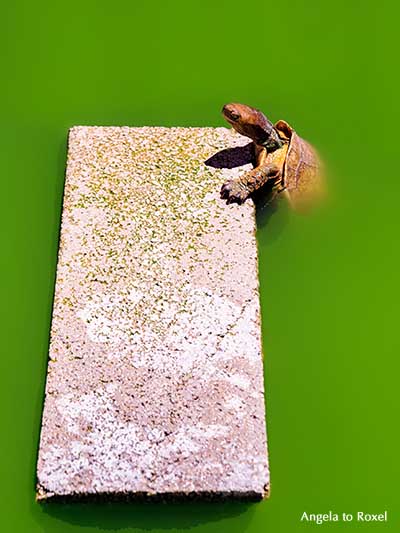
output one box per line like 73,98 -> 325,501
275,120 -> 323,211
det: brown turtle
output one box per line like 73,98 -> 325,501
220,103 -> 323,211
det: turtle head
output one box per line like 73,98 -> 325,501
222,103 -> 276,146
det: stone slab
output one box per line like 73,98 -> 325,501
36,126 -> 269,501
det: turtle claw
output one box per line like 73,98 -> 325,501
220,182 -> 230,199
220,179 -> 249,205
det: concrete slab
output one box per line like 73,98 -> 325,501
36,126 -> 269,501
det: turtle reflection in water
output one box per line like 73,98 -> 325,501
220,103 -> 323,211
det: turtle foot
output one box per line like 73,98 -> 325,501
220,179 -> 249,205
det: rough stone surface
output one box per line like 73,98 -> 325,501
36,127 -> 269,501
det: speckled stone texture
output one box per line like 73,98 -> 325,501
36,127 -> 269,501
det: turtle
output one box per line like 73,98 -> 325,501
219,103 -> 323,211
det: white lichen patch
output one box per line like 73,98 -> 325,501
76,294 -> 135,345
41,390 -> 232,495
224,396 -> 246,414
37,127 -> 269,500
223,373 -> 251,390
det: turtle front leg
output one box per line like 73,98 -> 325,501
220,144 -> 282,205
254,143 -> 267,166
220,163 -> 281,205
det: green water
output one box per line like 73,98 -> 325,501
1,1 -> 398,532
